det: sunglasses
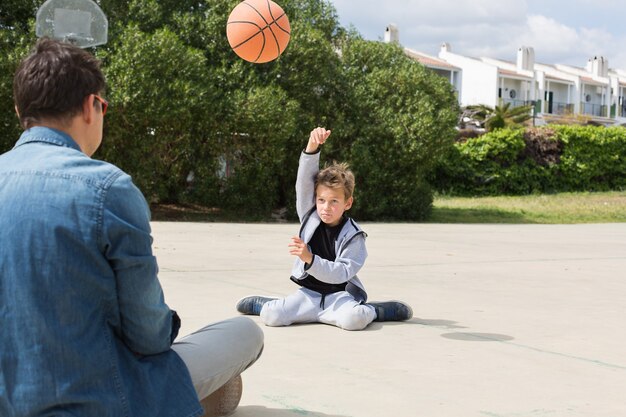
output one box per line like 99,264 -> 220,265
93,94 -> 108,116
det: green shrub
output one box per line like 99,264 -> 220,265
1,1 -> 458,221
215,86 -> 299,215
99,26 -> 212,204
0,27 -> 35,152
433,128 -> 536,195
433,125 -> 626,195
340,40 -> 459,220
557,126 -> 626,191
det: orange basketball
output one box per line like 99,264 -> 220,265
226,0 -> 291,63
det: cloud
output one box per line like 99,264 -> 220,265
394,0 -> 527,25
566,0 -> 621,8
512,15 -> 626,68
331,0 -> 527,33
328,0 -> 626,70
514,15 -> 581,60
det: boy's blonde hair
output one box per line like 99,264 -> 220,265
315,162 -> 355,200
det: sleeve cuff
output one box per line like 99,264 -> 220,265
304,254 -> 315,270
170,310 -> 181,344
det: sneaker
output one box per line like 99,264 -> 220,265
369,301 -> 413,322
200,374 -> 242,416
235,296 -> 276,315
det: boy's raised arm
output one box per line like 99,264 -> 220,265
295,127 -> 332,220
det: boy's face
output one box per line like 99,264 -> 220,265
315,185 -> 353,227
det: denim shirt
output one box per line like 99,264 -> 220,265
0,127 -> 202,417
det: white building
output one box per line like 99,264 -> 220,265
610,68 -> 626,119
404,47 -> 461,101
385,25 -> 626,125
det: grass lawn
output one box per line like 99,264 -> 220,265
151,191 -> 626,224
429,191 -> 626,224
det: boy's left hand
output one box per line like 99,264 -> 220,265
289,236 -> 313,264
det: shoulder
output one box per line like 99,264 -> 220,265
344,217 -> 365,235
68,158 -> 147,218
81,157 -> 125,185
60,158 -> 134,200
99,166 -> 151,239
339,217 -> 367,243
101,166 -> 147,210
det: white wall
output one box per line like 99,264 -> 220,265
439,48 -> 499,107
499,79 -> 528,103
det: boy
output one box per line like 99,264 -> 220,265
236,127 -> 412,330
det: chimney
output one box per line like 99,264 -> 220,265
516,46 -> 535,71
440,42 -> 451,53
384,24 -> 399,44
591,56 -> 608,77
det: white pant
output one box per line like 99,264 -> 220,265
260,288 -> 377,331
172,316 -> 264,400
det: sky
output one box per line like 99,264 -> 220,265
327,0 -> 626,70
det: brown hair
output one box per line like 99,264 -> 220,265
315,161 -> 355,200
13,37 -> 105,129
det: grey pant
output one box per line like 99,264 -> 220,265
172,316 -> 264,400
260,288 -> 377,331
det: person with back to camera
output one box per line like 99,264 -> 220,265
236,127 -> 413,330
0,38 -> 264,417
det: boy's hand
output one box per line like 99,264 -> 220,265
305,127 -> 331,153
289,236 -> 313,265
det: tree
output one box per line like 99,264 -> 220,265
0,14 -> 36,152
465,103 -> 532,131
0,0 -> 40,31
338,39 -> 459,220
98,26 -> 214,203
0,0 -> 459,220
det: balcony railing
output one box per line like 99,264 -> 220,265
544,101 -> 574,115
500,98 -> 532,108
581,102 -> 608,117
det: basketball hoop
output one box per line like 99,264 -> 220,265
36,0 -> 108,48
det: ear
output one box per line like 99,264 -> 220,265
82,94 -> 95,124
344,196 -> 353,211
14,105 -> 20,118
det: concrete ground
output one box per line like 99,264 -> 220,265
152,222 -> 626,417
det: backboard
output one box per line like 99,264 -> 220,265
36,0 -> 108,48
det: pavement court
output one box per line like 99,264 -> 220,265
152,221 -> 626,417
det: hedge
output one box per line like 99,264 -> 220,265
432,125 -> 626,195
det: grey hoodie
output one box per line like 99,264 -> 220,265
290,150 -> 369,302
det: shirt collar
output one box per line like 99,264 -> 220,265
14,126 -> 82,153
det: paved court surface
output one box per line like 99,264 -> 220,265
152,222 -> 626,417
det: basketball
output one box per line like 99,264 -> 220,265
226,0 -> 291,63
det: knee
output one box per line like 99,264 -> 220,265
219,317 -> 265,373
235,316 -> 264,347
338,306 -> 375,331
259,303 -> 290,327
225,316 -> 264,360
